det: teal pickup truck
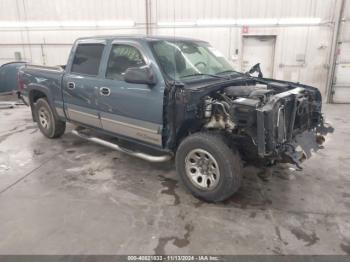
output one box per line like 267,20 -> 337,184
18,35 -> 324,202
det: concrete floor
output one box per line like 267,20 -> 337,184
0,99 -> 350,255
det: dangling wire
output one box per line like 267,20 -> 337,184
172,0 -> 176,83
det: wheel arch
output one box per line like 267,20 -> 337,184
174,119 -> 203,150
28,87 -> 60,122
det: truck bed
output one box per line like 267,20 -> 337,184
18,64 -> 65,114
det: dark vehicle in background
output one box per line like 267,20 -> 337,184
18,35 -> 324,202
0,62 -> 26,94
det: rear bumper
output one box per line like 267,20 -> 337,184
256,87 -> 322,158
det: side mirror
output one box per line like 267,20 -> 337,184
247,63 -> 263,78
124,66 -> 157,86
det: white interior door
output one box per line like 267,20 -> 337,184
242,36 -> 276,78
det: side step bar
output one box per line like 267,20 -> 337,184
71,129 -> 172,163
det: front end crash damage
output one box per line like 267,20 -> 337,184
254,86 -> 323,168
163,76 -> 326,168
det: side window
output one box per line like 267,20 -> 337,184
71,44 -> 104,76
106,44 -> 146,80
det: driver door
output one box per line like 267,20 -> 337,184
97,40 -> 164,147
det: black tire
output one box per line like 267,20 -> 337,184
34,98 -> 66,138
175,132 -> 242,202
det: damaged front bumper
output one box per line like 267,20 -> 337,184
255,86 -> 324,166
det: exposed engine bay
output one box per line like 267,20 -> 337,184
193,79 -> 324,165
203,84 -> 272,131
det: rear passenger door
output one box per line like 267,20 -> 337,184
62,40 -> 106,128
97,40 -> 164,147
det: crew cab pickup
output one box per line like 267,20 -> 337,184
18,35 -> 324,202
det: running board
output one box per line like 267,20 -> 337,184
71,129 -> 172,163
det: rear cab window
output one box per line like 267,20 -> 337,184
71,44 -> 104,76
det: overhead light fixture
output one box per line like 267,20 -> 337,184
278,17 -> 322,25
236,18 -> 278,26
0,21 -> 26,28
0,20 -> 135,29
196,19 -> 236,26
157,21 -> 196,27
157,17 -> 323,28
197,18 -> 279,27
95,20 -> 135,27
23,21 -> 62,27
201,18 -> 322,26
60,21 -> 96,27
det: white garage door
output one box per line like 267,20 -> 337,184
333,42 -> 350,103
242,36 -> 276,78
332,0 -> 350,103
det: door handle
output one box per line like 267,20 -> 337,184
67,82 -> 75,89
99,87 -> 111,96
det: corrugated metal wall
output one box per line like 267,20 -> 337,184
0,0 -> 146,66
152,0 -> 337,96
0,0 -> 341,97
153,0 -> 334,20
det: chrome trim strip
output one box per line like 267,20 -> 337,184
64,103 -> 162,145
100,117 -> 162,145
76,39 -> 106,45
101,111 -> 161,133
25,64 -> 63,72
66,104 -> 97,116
101,117 -> 158,134
69,109 -> 96,118
67,109 -> 101,127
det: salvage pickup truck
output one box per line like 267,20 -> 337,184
18,35 -> 324,202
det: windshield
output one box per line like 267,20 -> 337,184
149,40 -> 235,81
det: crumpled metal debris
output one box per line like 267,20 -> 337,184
0,101 -> 24,109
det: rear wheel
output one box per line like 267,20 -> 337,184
175,132 -> 242,202
34,98 -> 66,138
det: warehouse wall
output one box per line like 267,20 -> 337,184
0,0 -> 341,96
0,0 -> 146,65
151,0 -> 337,96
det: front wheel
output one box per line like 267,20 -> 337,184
175,132 -> 242,202
34,98 -> 66,138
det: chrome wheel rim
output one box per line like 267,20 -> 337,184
185,149 -> 220,190
38,107 -> 50,130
